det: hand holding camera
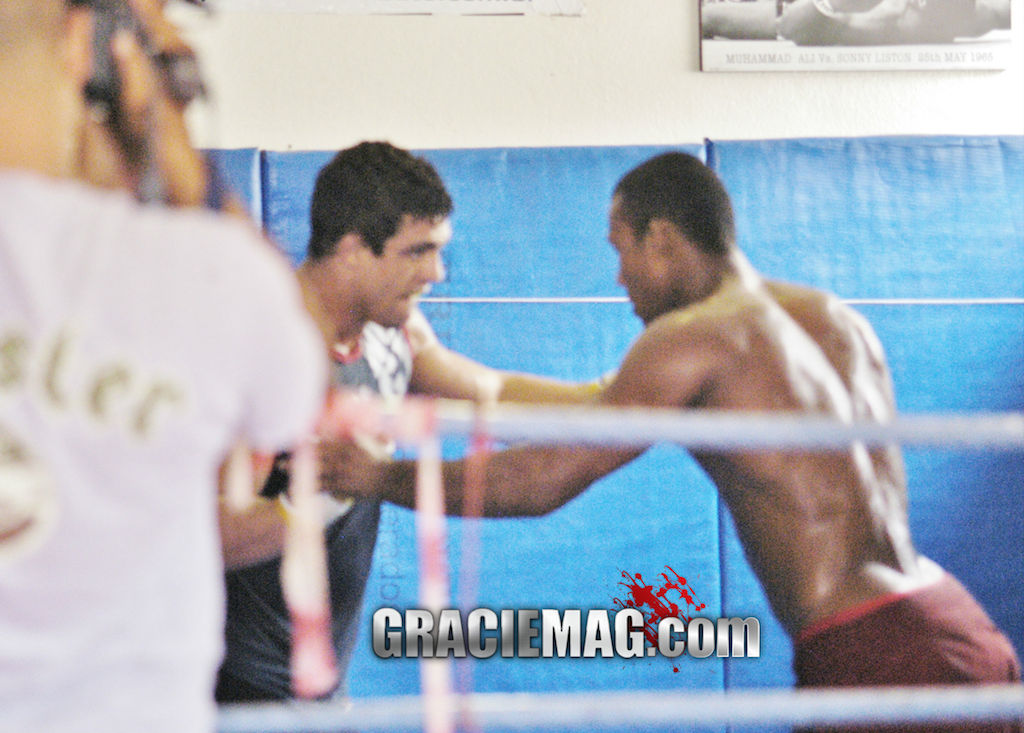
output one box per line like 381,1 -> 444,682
77,0 -> 216,208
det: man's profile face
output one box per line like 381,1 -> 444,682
362,214 -> 451,328
608,196 -> 665,324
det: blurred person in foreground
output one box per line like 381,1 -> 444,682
0,1 -> 327,731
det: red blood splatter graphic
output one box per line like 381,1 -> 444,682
613,566 -> 706,673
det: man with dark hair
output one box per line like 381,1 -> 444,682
216,141 -> 601,702
612,150 -> 734,258
0,1 -> 326,731
307,141 -> 454,259
335,151 -> 1021,726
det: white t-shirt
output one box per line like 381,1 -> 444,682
0,170 -> 327,733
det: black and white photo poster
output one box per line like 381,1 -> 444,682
700,0 -> 1013,70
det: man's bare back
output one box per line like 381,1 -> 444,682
642,274 -> 941,634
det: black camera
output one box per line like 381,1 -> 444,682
83,0 -> 137,123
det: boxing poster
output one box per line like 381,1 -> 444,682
699,0 -> 1014,71
215,0 -> 584,15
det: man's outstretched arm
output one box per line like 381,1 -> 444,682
327,439 -> 640,518
405,308 -> 606,405
322,314 -> 717,516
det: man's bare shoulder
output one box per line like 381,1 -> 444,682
766,280 -> 874,341
640,297 -> 747,351
766,280 -> 892,397
766,280 -> 839,315
610,299 -> 753,409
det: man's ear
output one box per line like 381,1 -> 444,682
645,218 -> 689,259
333,233 -> 371,263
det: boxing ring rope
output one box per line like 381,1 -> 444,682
325,394 -> 1024,451
218,683 -> 1024,732
226,395 -> 1024,732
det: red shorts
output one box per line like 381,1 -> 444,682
794,573 -> 1021,733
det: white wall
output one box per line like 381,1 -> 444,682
179,0 -> 1024,151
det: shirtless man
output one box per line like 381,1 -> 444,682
0,1 -> 325,731
334,152 -> 1021,717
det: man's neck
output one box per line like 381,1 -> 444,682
297,261 -> 367,348
723,249 -> 763,292
684,249 -> 762,309
0,121 -> 68,181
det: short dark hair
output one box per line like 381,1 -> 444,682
307,141 -> 453,260
614,152 -> 736,257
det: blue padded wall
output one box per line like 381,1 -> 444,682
261,150 -> 334,265
252,138 -> 1023,721
417,146 -> 692,299
708,136 -> 1024,299
204,148 -> 262,222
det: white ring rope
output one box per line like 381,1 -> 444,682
325,394 -> 1024,451
421,296 -> 1024,306
217,683 -> 1024,732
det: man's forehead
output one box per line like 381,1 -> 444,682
401,212 -> 449,227
608,196 -> 631,230
609,194 -> 628,220
388,214 -> 452,247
